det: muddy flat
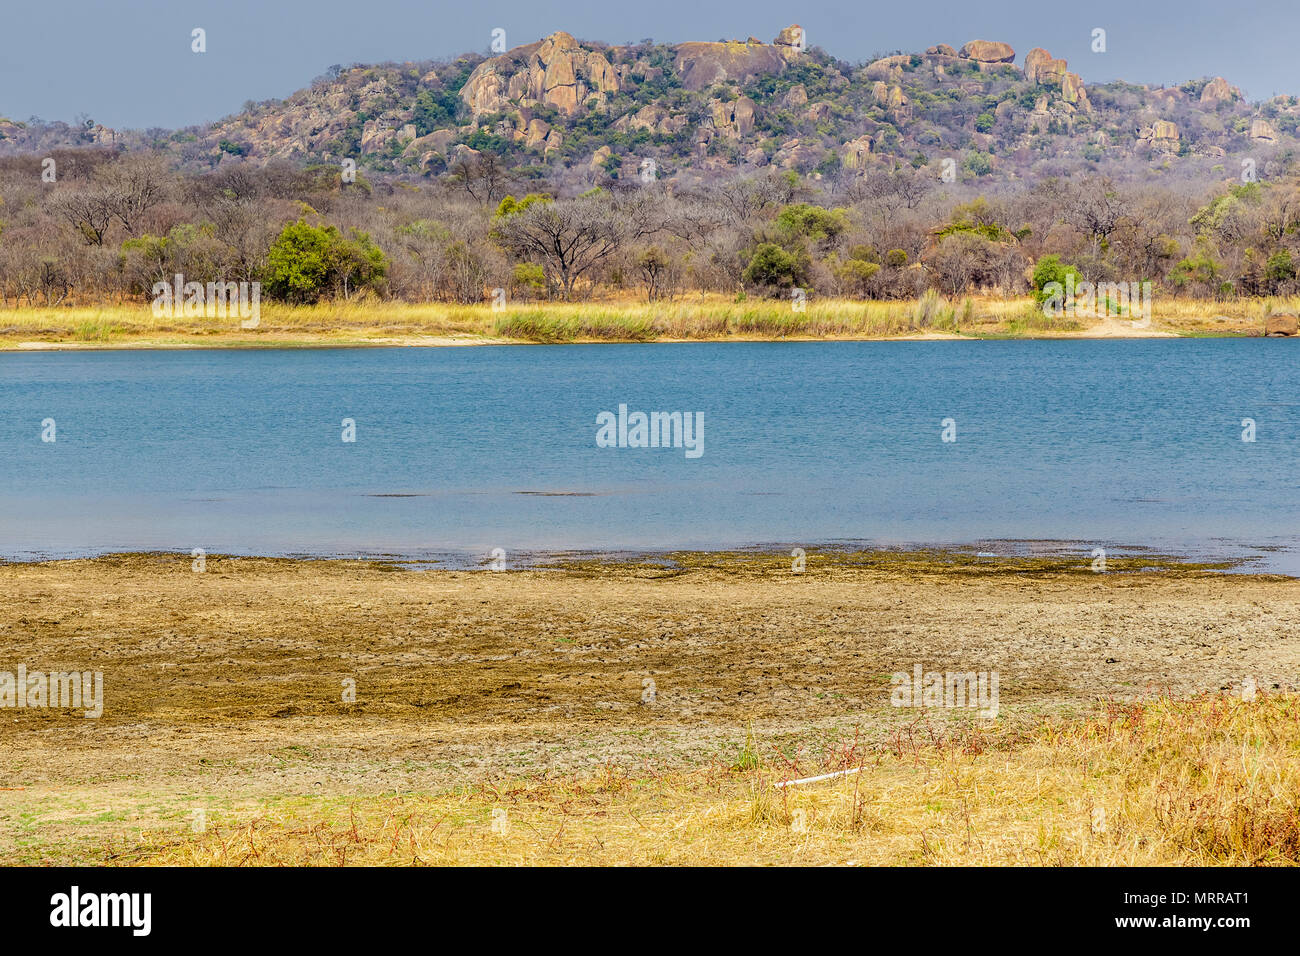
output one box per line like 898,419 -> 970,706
1,552 -> 1297,863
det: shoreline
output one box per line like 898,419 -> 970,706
0,327 -> 1213,351
0,543 -> 1284,576
0,297 -> 1277,349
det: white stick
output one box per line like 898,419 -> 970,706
774,766 -> 862,789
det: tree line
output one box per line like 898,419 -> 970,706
2,147 -> 1300,308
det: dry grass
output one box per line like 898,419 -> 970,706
117,694 -> 1300,866
0,294 -> 1279,347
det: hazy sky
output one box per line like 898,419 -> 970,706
3,0 -> 1296,129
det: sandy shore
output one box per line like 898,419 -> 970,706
0,326 -> 1186,350
1,551 -> 1296,863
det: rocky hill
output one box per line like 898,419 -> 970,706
4,25 -> 1298,186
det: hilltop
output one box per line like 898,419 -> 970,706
2,26 -> 1297,187
6,25 -> 1300,323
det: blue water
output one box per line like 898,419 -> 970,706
1,340 -> 1297,570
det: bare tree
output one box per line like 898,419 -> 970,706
494,196 -> 624,299
714,173 -> 796,226
852,167 -> 931,230
1062,176 -> 1127,260
49,189 -> 113,246
448,152 -> 510,205
97,154 -> 170,234
612,188 -> 669,242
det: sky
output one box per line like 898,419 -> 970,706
2,0 -> 1297,129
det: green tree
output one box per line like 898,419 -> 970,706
1265,249 -> 1295,288
963,151 -> 993,177
264,220 -> 387,303
742,242 -> 804,293
494,193 -> 552,219
1031,255 -> 1081,305
265,221 -> 332,303
411,89 -> 460,135
1168,243 -> 1224,296
834,256 -> 880,296
775,203 -> 847,245
327,228 -> 388,299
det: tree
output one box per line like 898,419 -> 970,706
928,232 -> 1026,296
848,168 -> 931,230
833,252 -> 880,297
444,240 -> 489,304
715,172 -> 798,226
97,154 -> 170,235
963,151 -> 993,177
1265,249 -> 1295,291
120,224 -> 228,293
1062,176 -> 1127,259
775,203 -> 847,247
1168,241 -> 1227,298
449,152 -> 510,204
327,228 -> 388,299
742,242 -> 804,293
412,88 -> 460,135
493,195 -> 624,299
1031,254 -> 1081,304
394,218 -> 450,300
264,220 -> 387,303
50,188 -> 112,246
929,233 -> 985,296
637,247 -> 670,302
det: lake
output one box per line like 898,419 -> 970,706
1,340 -> 1297,571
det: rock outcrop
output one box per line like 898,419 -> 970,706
842,135 -> 873,169
1061,72 -> 1090,110
1265,313 -> 1298,336
611,103 -> 687,137
1200,77 -> 1240,106
1021,47 -> 1090,112
12,25 -> 1285,187
674,38 -> 788,91
783,85 -> 808,107
1024,48 -> 1067,85
772,137 -> 822,170
460,31 -> 619,116
1250,118 -> 1278,143
1138,120 -> 1180,150
773,24 -> 806,54
958,40 -> 1015,63
710,96 -> 757,137
865,54 -> 913,77
524,118 -> 551,149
